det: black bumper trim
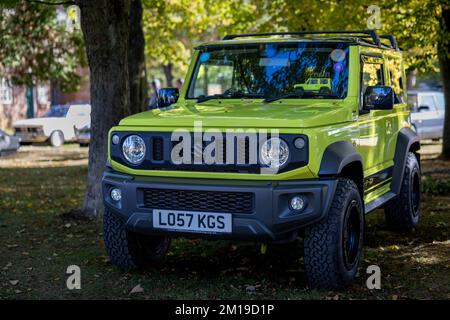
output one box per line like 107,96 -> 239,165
102,170 -> 338,241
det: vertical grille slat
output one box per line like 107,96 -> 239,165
152,137 -> 164,161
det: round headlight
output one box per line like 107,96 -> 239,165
122,135 -> 146,164
260,137 -> 289,168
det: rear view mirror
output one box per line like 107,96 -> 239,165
157,88 -> 179,108
418,105 -> 430,112
363,86 -> 394,111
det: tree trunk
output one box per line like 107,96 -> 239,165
406,69 -> 417,90
129,0 -> 148,114
163,63 -> 174,87
76,0 -> 131,218
439,3 -> 450,158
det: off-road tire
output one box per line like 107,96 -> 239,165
384,152 -> 420,232
49,130 -> 64,147
103,209 -> 170,269
304,179 -> 364,289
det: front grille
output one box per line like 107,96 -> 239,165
110,131 -> 308,174
142,188 -> 254,214
15,127 -> 41,134
152,137 -> 164,161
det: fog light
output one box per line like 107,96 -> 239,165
112,134 -> 120,145
290,195 -> 306,211
110,188 -> 122,201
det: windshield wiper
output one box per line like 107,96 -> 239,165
263,91 -> 305,103
196,92 -> 264,103
196,94 -> 227,103
264,90 -> 339,103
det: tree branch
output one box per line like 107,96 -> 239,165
26,0 -> 76,5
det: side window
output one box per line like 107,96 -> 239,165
1,77 -> 13,105
360,55 -> 385,110
435,93 -> 445,112
420,95 -> 437,111
386,57 -> 405,104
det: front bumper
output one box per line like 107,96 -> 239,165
14,131 -> 48,143
102,170 -> 337,242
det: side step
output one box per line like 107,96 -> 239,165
365,191 -> 396,214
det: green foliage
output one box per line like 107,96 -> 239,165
258,0 -> 447,74
0,1 -> 86,91
141,0 -> 448,77
142,0 -> 259,80
422,177 -> 450,194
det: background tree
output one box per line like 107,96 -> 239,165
0,1 -> 85,90
129,0 -> 148,114
142,0 -> 258,86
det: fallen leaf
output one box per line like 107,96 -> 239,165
9,280 -> 19,286
130,284 -> 144,294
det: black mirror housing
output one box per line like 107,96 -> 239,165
363,86 -> 394,111
157,88 -> 180,108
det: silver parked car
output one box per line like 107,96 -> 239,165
74,125 -> 90,147
0,129 -> 20,156
409,91 -> 445,140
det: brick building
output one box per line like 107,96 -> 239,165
0,68 -> 90,129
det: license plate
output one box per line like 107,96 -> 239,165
153,209 -> 232,234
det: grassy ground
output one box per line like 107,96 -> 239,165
0,144 -> 449,300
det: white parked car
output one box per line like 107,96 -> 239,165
13,104 -> 91,147
408,91 -> 445,140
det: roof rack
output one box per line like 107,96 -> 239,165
222,30 -> 399,50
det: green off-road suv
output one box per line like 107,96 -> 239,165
103,30 -> 421,289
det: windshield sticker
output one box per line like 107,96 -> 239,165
330,49 -> 346,62
333,62 -> 344,73
199,52 -> 211,63
259,58 -> 291,67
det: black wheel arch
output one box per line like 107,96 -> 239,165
391,127 -> 420,195
318,141 -> 364,197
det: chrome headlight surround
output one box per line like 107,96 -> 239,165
122,135 -> 146,165
260,137 -> 290,169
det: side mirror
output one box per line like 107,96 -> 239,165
157,88 -> 179,108
418,105 -> 430,112
363,86 -> 394,111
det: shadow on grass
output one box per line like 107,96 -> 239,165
0,165 -> 449,299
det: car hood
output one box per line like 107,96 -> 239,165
119,100 -> 353,129
13,117 -> 65,127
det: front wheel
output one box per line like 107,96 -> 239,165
103,209 -> 170,269
49,130 -> 64,147
304,179 -> 364,289
384,152 -> 421,232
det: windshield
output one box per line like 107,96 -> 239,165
43,105 -> 69,118
187,43 -> 349,100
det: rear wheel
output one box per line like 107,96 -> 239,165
103,209 -> 170,269
49,130 -> 64,147
384,152 -> 420,231
304,179 -> 364,289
